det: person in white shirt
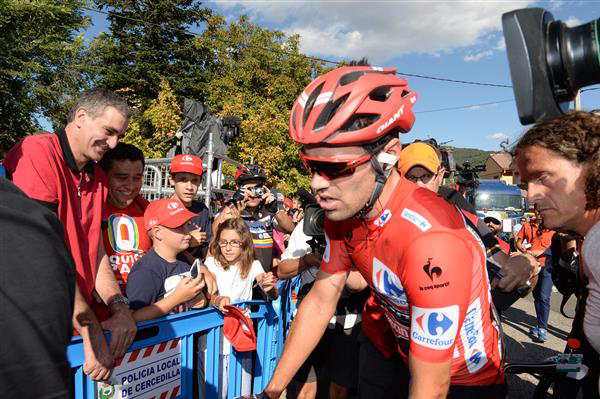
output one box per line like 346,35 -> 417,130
205,217 -> 277,399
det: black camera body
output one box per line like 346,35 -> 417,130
502,8 -> 600,124
303,203 -> 326,254
456,161 -> 486,189
221,116 -> 241,146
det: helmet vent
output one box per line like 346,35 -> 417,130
338,114 -> 380,132
314,93 -> 349,132
340,71 -> 366,86
302,82 -> 324,128
369,86 -> 392,102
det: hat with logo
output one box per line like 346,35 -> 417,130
170,154 -> 203,176
144,198 -> 197,230
398,142 -> 441,175
223,305 -> 256,352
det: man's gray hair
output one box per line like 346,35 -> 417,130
67,88 -> 132,123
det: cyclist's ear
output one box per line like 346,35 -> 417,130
383,137 -> 401,156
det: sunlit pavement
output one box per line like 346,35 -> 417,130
502,289 -> 580,398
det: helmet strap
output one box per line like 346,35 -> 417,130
354,151 -> 396,219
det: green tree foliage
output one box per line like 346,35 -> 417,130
89,0 -> 212,111
0,0 -> 89,152
197,15 -> 325,194
122,78 -> 182,158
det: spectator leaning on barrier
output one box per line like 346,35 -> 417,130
514,111 -> 600,397
127,198 -> 208,322
98,143 -> 151,297
3,88 -> 136,381
169,154 -> 213,264
214,164 -> 295,272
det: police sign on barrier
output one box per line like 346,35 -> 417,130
68,299 -> 286,399
97,338 -> 182,399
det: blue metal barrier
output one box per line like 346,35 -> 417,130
68,300 -> 281,399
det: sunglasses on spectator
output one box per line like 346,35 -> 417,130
299,149 -> 372,180
405,171 -> 438,184
218,239 -> 243,248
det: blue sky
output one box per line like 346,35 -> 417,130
78,0 -> 600,151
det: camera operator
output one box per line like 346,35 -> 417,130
278,199 -> 367,399
214,164 -> 295,272
514,110 -> 600,397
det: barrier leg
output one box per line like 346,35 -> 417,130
205,327 -> 222,399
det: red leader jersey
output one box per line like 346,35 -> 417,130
4,131 -> 107,304
102,196 -> 151,293
321,180 -> 503,386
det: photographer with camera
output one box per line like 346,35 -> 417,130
214,164 -> 295,272
514,110 -> 600,397
278,194 -> 367,399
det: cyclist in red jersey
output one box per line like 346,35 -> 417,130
262,66 -> 505,399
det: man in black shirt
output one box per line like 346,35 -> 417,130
0,177 -> 76,398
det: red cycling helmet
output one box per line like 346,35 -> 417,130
289,66 -> 418,146
234,164 -> 267,185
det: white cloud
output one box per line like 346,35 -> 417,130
549,0 -> 565,10
488,132 -> 509,141
213,1 -> 535,62
469,105 -> 482,111
495,37 -> 506,51
564,16 -> 582,27
464,50 -> 493,62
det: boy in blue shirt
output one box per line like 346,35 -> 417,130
127,198 -> 208,321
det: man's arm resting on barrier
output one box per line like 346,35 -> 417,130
95,241 -> 137,358
73,284 -> 114,381
264,270 -> 347,398
408,356 -> 452,399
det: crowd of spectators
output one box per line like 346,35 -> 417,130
2,81 -> 600,399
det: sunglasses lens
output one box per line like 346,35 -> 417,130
304,159 -> 355,179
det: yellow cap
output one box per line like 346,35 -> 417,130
398,142 -> 441,175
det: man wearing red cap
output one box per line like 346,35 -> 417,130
126,198 -> 208,320
169,154 -> 212,264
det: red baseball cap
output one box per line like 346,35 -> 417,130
223,305 -> 256,352
170,154 -> 203,176
144,198 -> 197,231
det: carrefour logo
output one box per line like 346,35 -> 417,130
182,155 -> 193,162
372,257 -> 407,307
411,305 -> 459,350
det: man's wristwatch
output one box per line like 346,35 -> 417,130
108,295 -> 130,309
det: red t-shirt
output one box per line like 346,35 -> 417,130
518,222 -> 554,266
102,196 -> 151,293
321,182 -> 503,386
4,132 -> 107,304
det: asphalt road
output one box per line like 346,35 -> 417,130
503,287 -> 580,399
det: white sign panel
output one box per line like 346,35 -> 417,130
96,338 -> 182,399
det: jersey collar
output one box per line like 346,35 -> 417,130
55,128 -> 95,179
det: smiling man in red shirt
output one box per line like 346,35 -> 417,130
4,88 -> 137,381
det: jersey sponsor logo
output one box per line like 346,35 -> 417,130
460,298 -> 488,373
411,305 -> 459,350
401,208 -> 431,231
376,105 -> 404,134
420,258 -> 450,291
323,232 -> 331,263
182,155 -> 193,162
372,258 -> 408,307
107,214 -> 143,253
374,209 -> 392,227
385,310 -> 410,339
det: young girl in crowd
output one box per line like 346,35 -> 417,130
205,217 -> 277,399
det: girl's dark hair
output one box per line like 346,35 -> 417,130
209,218 -> 256,279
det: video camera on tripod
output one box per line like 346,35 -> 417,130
456,161 -> 486,189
